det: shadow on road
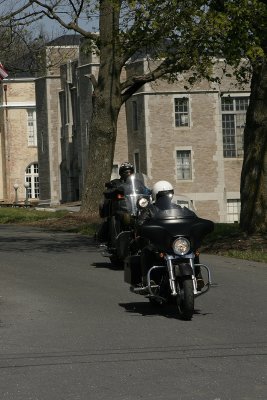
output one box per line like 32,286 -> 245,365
119,301 -> 210,320
92,261 -> 124,271
0,226 -> 97,253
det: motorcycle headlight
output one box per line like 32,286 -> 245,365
172,237 -> 190,255
137,197 -> 149,208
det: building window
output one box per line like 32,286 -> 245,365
176,150 -> 192,180
221,96 -> 249,158
174,98 -> 189,127
59,92 -> 67,128
176,200 -> 190,208
134,152 -> 140,173
65,84 -> 71,124
227,199 -> 241,223
25,163 -> 39,199
132,101 -> 138,131
27,110 -> 37,146
71,87 -> 78,127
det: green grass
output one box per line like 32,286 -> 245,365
0,208 -> 266,263
223,250 -> 267,263
0,207 -> 68,223
0,207 -> 99,237
204,222 -> 242,241
202,223 -> 267,263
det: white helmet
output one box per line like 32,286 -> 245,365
152,181 -> 174,201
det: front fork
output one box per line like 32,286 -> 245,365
147,255 -> 193,297
166,256 -> 178,295
166,255 -> 212,296
165,255 -> 194,296
189,258 -> 198,295
146,255 -> 212,298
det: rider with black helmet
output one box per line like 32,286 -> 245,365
119,162 -> 135,180
97,162 -> 147,244
105,162 -> 135,190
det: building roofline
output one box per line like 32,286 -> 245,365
1,78 -> 36,83
35,75 -> 61,81
131,89 -> 250,96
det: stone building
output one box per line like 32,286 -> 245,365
0,35 -> 85,205
35,36 -> 128,205
0,77 -> 38,204
35,35 -> 81,205
0,34 -> 250,222
55,52 -> 249,222
125,60 -> 250,222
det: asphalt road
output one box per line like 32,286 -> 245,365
0,225 -> 266,400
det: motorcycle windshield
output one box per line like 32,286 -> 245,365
122,174 -> 151,215
140,216 -> 214,251
152,196 -> 195,220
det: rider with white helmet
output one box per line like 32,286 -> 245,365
138,179 -> 195,227
137,180 -> 201,288
152,180 -> 174,201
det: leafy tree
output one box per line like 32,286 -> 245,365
240,57 -> 267,233
206,0 -> 267,233
238,3 -> 267,234
0,25 -> 47,76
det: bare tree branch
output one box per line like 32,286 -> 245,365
30,0 -> 98,40
0,1 -> 35,23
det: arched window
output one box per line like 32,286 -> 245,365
25,163 -> 39,199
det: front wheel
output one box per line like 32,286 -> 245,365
176,278 -> 194,320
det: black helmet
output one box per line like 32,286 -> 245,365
119,162 -> 134,177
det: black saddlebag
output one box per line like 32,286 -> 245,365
124,255 -> 141,285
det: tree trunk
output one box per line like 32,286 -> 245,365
240,59 -> 267,233
80,95 -> 121,216
80,0 -> 122,216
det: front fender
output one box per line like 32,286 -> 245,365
175,263 -> 193,277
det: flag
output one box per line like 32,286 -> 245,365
0,63 -> 8,80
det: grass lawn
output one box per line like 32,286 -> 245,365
0,207 -> 266,263
201,223 -> 267,263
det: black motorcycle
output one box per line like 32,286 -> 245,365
98,174 -> 151,267
124,197 -> 214,320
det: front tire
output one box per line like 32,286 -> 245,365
176,278 -> 194,320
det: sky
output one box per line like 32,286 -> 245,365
30,14 -> 98,41
39,14 -> 98,38
0,0 -> 98,40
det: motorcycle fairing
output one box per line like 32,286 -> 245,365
139,217 -> 214,252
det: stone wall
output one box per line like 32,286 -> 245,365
0,79 -> 38,202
